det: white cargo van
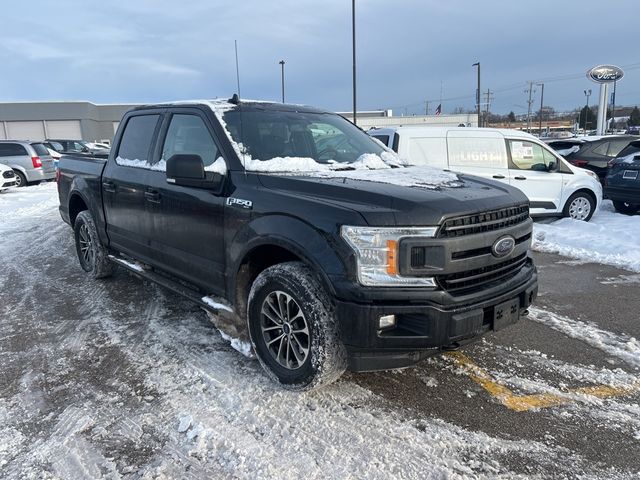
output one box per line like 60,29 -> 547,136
369,127 -> 603,221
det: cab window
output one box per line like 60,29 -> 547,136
161,114 -> 220,168
508,140 -> 555,171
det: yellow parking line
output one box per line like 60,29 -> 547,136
445,351 -> 640,412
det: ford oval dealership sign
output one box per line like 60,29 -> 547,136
587,65 -> 624,83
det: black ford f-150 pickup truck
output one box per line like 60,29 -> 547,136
57,97 -> 538,390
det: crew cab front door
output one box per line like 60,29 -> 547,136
144,110 -> 227,293
506,139 -> 563,213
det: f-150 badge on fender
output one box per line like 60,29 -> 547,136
226,197 -> 253,209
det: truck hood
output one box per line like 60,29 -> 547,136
257,167 -> 528,226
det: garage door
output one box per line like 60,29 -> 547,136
5,121 -> 46,141
0,123 -> 7,140
45,120 -> 82,140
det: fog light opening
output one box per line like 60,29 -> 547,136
378,314 -> 396,330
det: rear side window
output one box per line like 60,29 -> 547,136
371,135 -> 389,147
592,142 -> 609,156
607,139 -> 633,157
116,115 -> 160,167
0,143 -> 28,157
31,143 -> 50,156
616,141 -> 640,159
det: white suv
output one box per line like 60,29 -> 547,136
369,126 -> 603,221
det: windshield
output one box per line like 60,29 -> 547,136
222,109 -> 393,168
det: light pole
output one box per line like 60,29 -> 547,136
583,89 -> 592,133
352,0 -> 357,125
279,60 -> 285,103
472,62 -> 481,127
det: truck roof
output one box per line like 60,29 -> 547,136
132,98 -> 328,115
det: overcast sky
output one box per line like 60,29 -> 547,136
0,0 -> 638,116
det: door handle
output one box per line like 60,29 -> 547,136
492,174 -> 506,179
514,176 -> 527,180
102,181 -> 116,192
144,189 -> 161,203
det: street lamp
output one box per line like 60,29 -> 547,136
279,60 -> 285,103
472,62 -> 481,127
583,89 -> 592,133
352,0 -> 357,125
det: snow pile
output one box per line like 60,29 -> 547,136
116,156 -> 166,171
532,200 -> 640,272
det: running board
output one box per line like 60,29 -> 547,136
107,254 -> 233,315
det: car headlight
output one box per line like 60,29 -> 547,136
341,226 -> 438,287
585,170 -> 598,179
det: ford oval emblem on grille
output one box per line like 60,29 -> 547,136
492,235 -> 515,258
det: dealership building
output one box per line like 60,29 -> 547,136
0,101 -> 478,143
0,101 -> 135,143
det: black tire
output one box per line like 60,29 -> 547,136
248,261 -> 347,390
612,201 -> 639,215
563,191 -> 596,221
73,211 -> 115,279
13,170 -> 27,188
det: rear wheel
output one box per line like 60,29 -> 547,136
612,200 -> 639,215
13,170 -> 26,188
563,192 -> 595,221
248,262 -> 346,390
73,211 -> 115,279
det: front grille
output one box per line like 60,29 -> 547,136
2,170 -> 14,178
439,205 -> 529,238
437,253 -> 528,295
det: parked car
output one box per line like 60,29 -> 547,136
43,141 -> 63,169
0,141 -> 56,187
0,162 -> 16,191
47,139 -> 110,156
545,135 -> 638,181
57,98 -> 538,390
369,127 -> 602,222
604,140 -> 640,214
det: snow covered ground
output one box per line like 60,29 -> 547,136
1,183 -> 639,479
533,200 -> 640,273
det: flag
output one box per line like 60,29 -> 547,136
435,104 -> 442,116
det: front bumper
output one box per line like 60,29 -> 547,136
337,261 -> 537,371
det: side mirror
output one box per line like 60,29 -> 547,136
547,161 -> 556,171
166,154 -> 225,191
82,146 -> 90,153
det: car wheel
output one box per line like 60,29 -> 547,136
74,211 -> 115,279
612,201 -> 639,215
248,261 -> 347,390
563,192 -> 595,221
13,170 -> 26,188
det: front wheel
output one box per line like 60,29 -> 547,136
248,262 -> 346,390
13,170 -> 26,188
74,211 -> 115,279
612,201 -> 639,215
563,192 -> 596,221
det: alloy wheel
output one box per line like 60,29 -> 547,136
78,223 -> 94,269
260,290 -> 310,370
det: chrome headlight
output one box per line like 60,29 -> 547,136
341,226 -> 438,287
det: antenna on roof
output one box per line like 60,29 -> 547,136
234,40 -> 241,101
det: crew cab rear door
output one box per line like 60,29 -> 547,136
102,112 -> 162,258
143,108 -> 227,293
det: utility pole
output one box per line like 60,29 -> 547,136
537,82 -> 544,137
351,0 -> 357,125
525,81 -> 536,133
472,62 -> 480,127
425,100 -> 429,115
279,60 -> 285,103
611,80 -> 617,132
484,89 -> 493,127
